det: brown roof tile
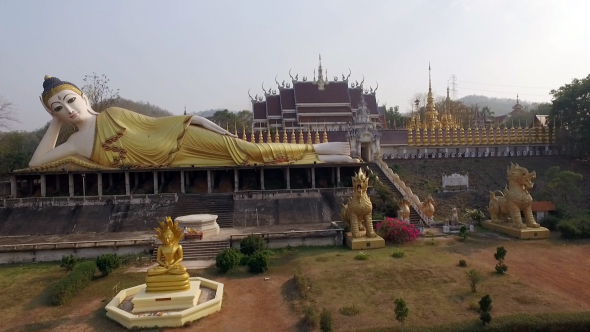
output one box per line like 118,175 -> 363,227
294,81 -> 351,104
297,106 -> 352,114
279,89 -> 295,109
380,130 -> 409,145
266,95 -> 281,116
253,102 -> 266,120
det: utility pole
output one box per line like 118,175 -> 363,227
450,74 -> 458,99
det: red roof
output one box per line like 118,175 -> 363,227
279,89 -> 296,109
349,88 -> 362,108
380,130 -> 409,145
294,81 -> 351,104
266,95 -> 281,116
364,94 -> 378,114
531,201 -> 556,212
253,102 -> 266,120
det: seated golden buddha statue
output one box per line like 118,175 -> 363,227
29,76 -> 358,169
146,217 -> 190,292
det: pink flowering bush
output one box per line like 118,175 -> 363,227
376,217 -> 420,244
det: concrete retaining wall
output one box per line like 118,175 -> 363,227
233,189 -> 352,227
0,244 -> 150,264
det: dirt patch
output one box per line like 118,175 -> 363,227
174,274 -> 301,332
469,240 -> 590,310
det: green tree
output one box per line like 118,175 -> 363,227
0,131 -> 40,174
494,246 -> 508,274
466,269 -> 482,292
550,74 -> 590,159
394,297 -> 409,325
478,294 -> 493,325
385,106 -> 406,129
541,166 -> 583,209
81,73 -> 120,112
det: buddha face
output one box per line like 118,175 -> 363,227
46,89 -> 93,124
162,230 -> 174,245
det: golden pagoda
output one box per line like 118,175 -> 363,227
423,63 -> 441,130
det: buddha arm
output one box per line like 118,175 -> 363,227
156,247 -> 165,267
29,118 -> 77,167
190,115 -> 237,137
172,246 -> 184,266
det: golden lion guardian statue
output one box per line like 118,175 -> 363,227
488,163 -> 540,229
341,168 -> 377,238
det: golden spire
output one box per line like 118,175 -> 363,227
322,125 -> 328,143
290,128 -> 295,144
266,128 -> 272,142
257,129 -> 263,143
424,62 -> 440,129
234,122 -> 237,137
274,128 -> 280,143
314,127 -> 320,144
298,127 -> 304,144
282,128 -> 287,143
241,125 -> 246,140
306,126 -> 312,144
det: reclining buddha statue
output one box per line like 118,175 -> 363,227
146,217 -> 190,292
29,76 -> 358,169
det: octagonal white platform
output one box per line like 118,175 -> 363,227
105,277 -> 223,329
175,214 -> 220,238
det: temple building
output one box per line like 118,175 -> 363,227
250,56 -> 385,132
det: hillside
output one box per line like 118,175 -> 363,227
385,157 -> 589,221
458,95 -> 533,115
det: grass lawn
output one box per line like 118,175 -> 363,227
1,234 -> 589,331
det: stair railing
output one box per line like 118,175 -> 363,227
374,158 -> 430,226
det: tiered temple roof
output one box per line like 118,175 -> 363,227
251,56 -> 384,131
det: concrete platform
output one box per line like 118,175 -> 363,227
132,280 -> 201,313
482,221 -> 550,240
345,233 -> 385,250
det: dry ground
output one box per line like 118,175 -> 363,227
0,232 -> 589,332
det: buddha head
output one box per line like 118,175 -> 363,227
162,229 -> 174,245
41,76 -> 97,124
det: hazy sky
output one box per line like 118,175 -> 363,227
1,0 -> 589,131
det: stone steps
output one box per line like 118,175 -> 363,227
367,163 -> 422,225
172,194 -> 235,228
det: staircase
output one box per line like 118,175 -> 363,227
171,194 -> 235,228
367,163 -> 422,225
152,240 -> 230,261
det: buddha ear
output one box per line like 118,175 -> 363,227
82,93 -> 98,114
39,96 -> 53,116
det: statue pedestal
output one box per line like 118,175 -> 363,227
345,232 -> 385,250
482,221 -> 550,240
175,214 -> 220,238
132,280 -> 201,313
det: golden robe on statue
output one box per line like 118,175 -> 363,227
91,108 -> 321,168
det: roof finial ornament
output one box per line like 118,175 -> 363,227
289,69 -> 295,82
360,75 -> 365,87
261,82 -> 267,95
248,89 -> 254,102
517,94 -> 520,104
374,82 -> 379,94
275,75 -> 281,88
346,68 -> 351,81
428,62 -> 432,93
317,53 -> 326,90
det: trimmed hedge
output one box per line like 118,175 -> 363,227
216,248 -> 242,273
96,253 -> 122,276
247,250 -> 270,273
51,261 -> 96,305
240,234 -> 265,256
351,311 -> 590,332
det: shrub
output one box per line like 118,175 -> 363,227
558,217 -> 590,239
376,217 -> 420,244
479,294 -> 493,325
494,246 -> 508,274
51,261 -> 96,305
394,298 -> 409,325
303,305 -> 319,329
95,253 -> 122,276
294,271 -> 311,299
216,248 -> 241,273
459,226 -> 469,240
464,208 -> 486,225
540,214 -> 561,231
339,304 -> 360,316
459,259 -> 467,267
240,234 -> 265,256
466,269 -> 482,293
320,308 -> 333,332
247,250 -> 269,273
60,254 -> 79,271
392,249 -> 405,258
354,251 -> 369,260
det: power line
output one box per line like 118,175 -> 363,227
459,86 -> 551,97
449,74 -> 458,99
457,80 -> 553,90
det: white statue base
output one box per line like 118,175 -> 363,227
175,214 -> 220,238
106,277 -> 223,329
132,280 -> 201,313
